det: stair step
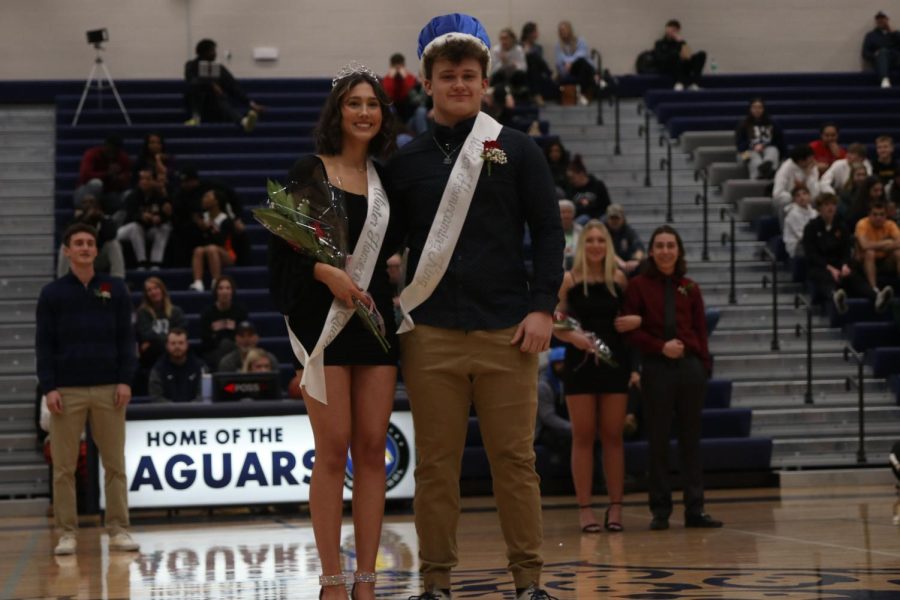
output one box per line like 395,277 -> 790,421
0,255 -> 54,277
0,235 -> 53,255
772,435 -> 895,459
0,402 -> 35,422
0,464 -> 49,484
0,198 -> 54,215
0,299 -> 38,323
0,348 -> 34,375
0,432 -> 39,451
0,277 -> 49,301
0,375 -> 37,400
0,217 -> 53,235
0,480 -> 50,498
0,497 -> 50,516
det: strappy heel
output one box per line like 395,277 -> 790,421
578,503 -> 602,534
319,573 -> 346,599
604,501 -> 624,532
351,571 -> 376,599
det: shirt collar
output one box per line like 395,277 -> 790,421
433,114 -> 478,146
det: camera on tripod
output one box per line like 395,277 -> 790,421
86,28 -> 108,49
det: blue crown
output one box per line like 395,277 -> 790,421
417,13 -> 491,60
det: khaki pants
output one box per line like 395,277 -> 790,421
50,385 -> 129,535
400,325 -> 543,590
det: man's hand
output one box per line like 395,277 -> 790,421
614,314 -> 642,333
510,311 -> 553,353
827,265 -> 841,283
114,384 -> 132,408
840,264 -> 852,278
662,339 -> 685,359
46,390 -> 63,415
628,371 -> 641,389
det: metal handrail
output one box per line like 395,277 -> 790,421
843,344 -> 868,464
695,167 -> 710,260
590,49 -> 604,126
719,206 -> 738,305
659,135 -> 674,222
793,294 -> 814,404
761,245 -> 780,350
637,102 -> 651,187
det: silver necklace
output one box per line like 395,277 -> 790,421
433,136 -> 464,165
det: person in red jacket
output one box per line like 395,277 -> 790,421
74,135 -> 132,212
622,225 -> 722,531
809,122 -> 847,175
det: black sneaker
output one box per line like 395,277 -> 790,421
515,585 -> 559,600
833,289 -> 849,314
649,515 -> 669,530
685,513 -> 723,528
757,160 -> 775,180
875,286 -> 894,313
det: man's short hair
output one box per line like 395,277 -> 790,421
168,327 -> 188,339
820,122 -> 838,134
791,184 -> 809,197
847,143 -> 868,158
876,135 -> 894,145
665,19 -> 681,29
390,53 -> 405,66
422,38 -> 489,80
816,193 -> 838,208
195,38 -> 216,57
63,223 -> 98,246
790,145 -> 815,163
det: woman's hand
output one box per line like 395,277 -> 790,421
314,263 -> 368,308
614,314 -> 641,332
628,371 -> 641,389
568,331 -> 596,352
662,339 -> 685,359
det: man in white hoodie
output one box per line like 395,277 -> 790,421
820,143 -> 873,195
773,145 -> 820,216
783,185 -> 818,258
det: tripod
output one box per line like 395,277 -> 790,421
72,46 -> 131,126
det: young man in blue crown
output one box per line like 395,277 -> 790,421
386,13 -> 564,600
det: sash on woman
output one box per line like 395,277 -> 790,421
286,160 -> 390,404
397,111 -> 503,333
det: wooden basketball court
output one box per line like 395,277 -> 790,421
1,484 -> 898,599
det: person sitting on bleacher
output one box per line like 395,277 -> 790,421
134,132 -> 173,187
735,97 -> 784,180
382,53 -> 428,135
848,176 -> 886,230
520,22 -> 555,106
773,145 -> 820,214
190,189 -> 237,291
545,140 -> 570,194
73,135 -> 132,212
559,200 -> 581,269
862,11 -> 900,89
839,164 -> 871,216
873,135 -> 898,184
605,203 -> 646,275
821,143 -> 872,195
116,169 -> 173,269
489,28 -> 530,111
783,185 -> 818,258
854,200 -> 900,312
803,193 -> 863,313
555,20 -> 597,105
566,154 -> 611,223
199,275 -> 247,369
809,123 -> 846,176
652,19 -> 706,91
218,320 -> 280,374
148,328 -> 206,403
135,276 -> 186,369
56,195 -> 125,280
184,38 -> 262,132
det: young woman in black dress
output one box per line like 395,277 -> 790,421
268,68 -> 398,600
553,220 -> 640,534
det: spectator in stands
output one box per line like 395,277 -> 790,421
840,164 -> 871,216
809,123 -> 847,175
555,20 -> 597,105
199,275 -> 247,369
545,140 -> 570,193
134,132 -> 173,187
520,21 -> 555,106
783,185 -> 818,258
862,11 -> 900,88
821,143 -> 873,195
535,347 -> 571,469
735,97 -> 783,180
653,19 -> 706,91
605,204 -> 646,274
773,145 -> 820,213
848,176 -> 886,229
190,189 -> 236,291
623,225 -> 722,531
56,195 -> 125,280
855,200 -> 900,312
241,347 -> 277,373
148,328 -> 205,403
382,53 -> 426,130
490,28 -> 530,111
559,199 -> 581,269
802,193 -> 863,311
218,320 -> 279,373
874,135 -> 898,184
566,154 -> 611,222
74,135 -> 132,212
184,38 -> 262,132
136,276 -> 186,369
554,221 -> 639,534
116,169 -> 173,269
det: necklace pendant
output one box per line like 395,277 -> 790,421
443,156 -> 452,165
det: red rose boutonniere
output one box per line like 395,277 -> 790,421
94,282 -> 113,304
481,140 -> 507,175
677,282 -> 696,296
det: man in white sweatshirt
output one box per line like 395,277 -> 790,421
773,145 -> 820,216
783,185 -> 818,258
820,143 -> 873,195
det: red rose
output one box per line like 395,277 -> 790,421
100,283 -> 112,293
483,140 -> 501,151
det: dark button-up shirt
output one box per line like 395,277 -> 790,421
387,114 -> 564,331
36,273 -> 137,392
622,270 -> 711,372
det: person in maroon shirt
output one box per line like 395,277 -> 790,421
74,135 -> 132,213
809,122 -> 847,175
622,225 -> 722,531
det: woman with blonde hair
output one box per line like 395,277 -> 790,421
554,220 -> 640,533
136,276 -> 186,368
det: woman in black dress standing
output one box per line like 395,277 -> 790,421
268,67 -> 398,600
554,220 -> 640,533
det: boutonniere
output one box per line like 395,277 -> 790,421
481,140 -> 507,175
677,282 -> 696,296
94,282 -> 113,304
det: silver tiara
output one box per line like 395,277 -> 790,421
332,61 -> 379,87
